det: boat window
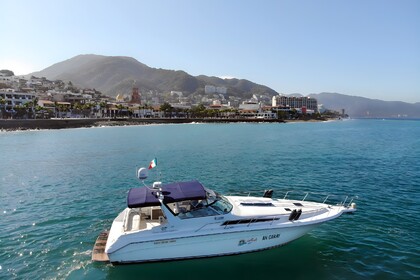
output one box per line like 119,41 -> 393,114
208,194 -> 233,214
167,189 -> 233,219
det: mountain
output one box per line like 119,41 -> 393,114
196,75 -> 277,97
30,54 -> 277,99
309,92 -> 420,118
28,55 -> 418,118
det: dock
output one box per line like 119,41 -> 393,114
92,230 -> 110,262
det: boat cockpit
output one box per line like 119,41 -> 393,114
124,181 -> 233,232
165,188 -> 233,219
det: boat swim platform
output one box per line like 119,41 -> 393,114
92,230 -> 110,262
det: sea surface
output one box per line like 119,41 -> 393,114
0,119 -> 419,280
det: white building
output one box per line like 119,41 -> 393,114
170,91 -> 183,97
272,95 -> 318,112
0,91 -> 36,111
238,98 -> 261,111
216,87 -> 227,94
205,85 -> 227,94
205,85 -> 216,94
0,74 -> 12,85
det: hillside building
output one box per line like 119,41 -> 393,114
205,85 -> 227,94
130,86 -> 141,104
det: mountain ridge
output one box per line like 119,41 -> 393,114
30,54 -> 276,99
28,54 -> 420,118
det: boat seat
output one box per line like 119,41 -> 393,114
125,209 -> 151,231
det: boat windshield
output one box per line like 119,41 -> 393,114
166,188 -> 233,219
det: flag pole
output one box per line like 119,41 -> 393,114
156,158 -> 161,183
149,158 -> 159,182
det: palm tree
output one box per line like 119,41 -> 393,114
0,97 -> 5,119
16,105 -> 28,118
72,102 -> 84,117
115,104 -> 125,118
23,101 -> 33,119
54,101 -> 59,118
82,103 -> 93,118
160,102 -> 173,118
32,97 -> 38,119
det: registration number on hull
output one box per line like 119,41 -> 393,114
262,233 -> 280,240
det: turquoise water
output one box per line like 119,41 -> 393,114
0,119 -> 419,279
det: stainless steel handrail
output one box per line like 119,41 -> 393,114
228,189 -> 358,207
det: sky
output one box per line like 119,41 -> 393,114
1,0 -> 419,103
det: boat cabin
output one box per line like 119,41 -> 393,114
124,181 -> 233,232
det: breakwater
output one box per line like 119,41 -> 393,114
0,118 -> 288,131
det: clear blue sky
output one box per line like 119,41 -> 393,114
1,0 -> 419,103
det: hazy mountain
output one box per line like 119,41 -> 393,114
309,92 -> 420,118
30,54 -> 277,99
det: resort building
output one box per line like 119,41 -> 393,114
0,90 -> 36,110
0,90 -> 36,118
272,95 -> 318,112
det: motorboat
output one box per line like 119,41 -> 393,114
92,169 -> 357,264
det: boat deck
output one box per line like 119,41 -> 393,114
92,230 -> 110,262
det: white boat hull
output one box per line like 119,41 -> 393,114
108,223 -> 318,264
95,180 -> 357,264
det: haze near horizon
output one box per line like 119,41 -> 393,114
1,0 -> 419,103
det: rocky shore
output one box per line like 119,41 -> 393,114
0,118 -> 292,131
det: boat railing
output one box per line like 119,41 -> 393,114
227,190 -> 271,197
283,190 -> 358,207
227,189 -> 357,208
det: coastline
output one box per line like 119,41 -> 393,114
0,118 -> 296,131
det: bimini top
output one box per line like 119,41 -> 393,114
127,180 -> 207,208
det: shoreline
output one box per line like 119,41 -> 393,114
0,118 -> 328,132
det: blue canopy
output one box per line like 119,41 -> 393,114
127,187 -> 160,208
127,180 -> 207,208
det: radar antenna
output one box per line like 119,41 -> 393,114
137,167 -> 148,187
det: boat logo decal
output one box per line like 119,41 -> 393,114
238,238 -> 257,246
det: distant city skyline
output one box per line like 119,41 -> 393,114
1,0 -> 419,103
